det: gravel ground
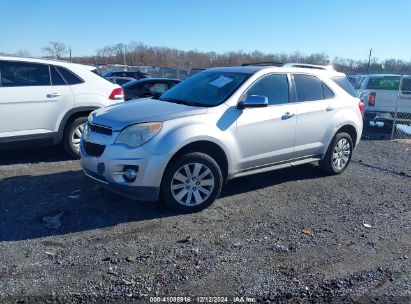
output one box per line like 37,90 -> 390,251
0,140 -> 410,303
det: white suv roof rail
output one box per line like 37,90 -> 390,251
283,63 -> 335,71
0,54 -> 71,64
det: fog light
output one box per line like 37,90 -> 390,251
123,165 -> 139,182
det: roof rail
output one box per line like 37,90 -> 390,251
242,61 -> 283,67
0,54 -> 71,64
283,63 -> 334,71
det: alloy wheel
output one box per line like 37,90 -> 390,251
332,138 -> 351,170
171,162 -> 215,206
71,123 -> 85,153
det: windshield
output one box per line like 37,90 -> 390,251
331,76 -> 358,97
159,71 -> 250,107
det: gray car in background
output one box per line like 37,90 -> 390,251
80,64 -> 363,212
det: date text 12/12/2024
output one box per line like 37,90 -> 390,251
149,296 -> 257,303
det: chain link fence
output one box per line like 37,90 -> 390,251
358,74 -> 411,140
96,65 -> 190,80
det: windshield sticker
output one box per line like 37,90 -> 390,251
209,76 -> 234,88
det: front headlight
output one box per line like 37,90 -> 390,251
115,122 -> 162,148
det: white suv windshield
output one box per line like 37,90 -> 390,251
159,71 -> 250,107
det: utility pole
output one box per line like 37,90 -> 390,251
123,44 -> 127,70
69,47 -> 72,62
366,48 -> 372,73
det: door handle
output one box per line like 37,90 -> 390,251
47,93 -> 61,98
326,105 -> 335,111
282,112 -> 295,119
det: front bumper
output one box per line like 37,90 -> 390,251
80,137 -> 169,202
83,166 -> 159,201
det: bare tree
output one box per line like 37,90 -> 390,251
42,41 -> 67,59
87,41 -> 411,74
15,49 -> 32,57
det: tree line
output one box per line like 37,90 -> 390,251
15,41 -> 411,74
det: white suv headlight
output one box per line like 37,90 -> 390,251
115,122 -> 162,148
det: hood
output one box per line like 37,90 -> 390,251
90,98 -> 208,131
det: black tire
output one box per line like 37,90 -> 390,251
63,117 -> 87,158
160,152 -> 223,213
319,132 -> 353,175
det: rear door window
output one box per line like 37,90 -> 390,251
366,76 -> 400,91
293,74 -> 325,102
50,66 -> 66,85
0,61 -> 50,87
323,83 -> 335,99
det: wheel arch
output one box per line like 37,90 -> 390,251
336,124 -> 358,147
56,107 -> 98,143
322,124 -> 358,159
163,140 -> 230,183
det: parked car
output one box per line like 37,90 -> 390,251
187,68 -> 205,77
347,74 -> 362,88
356,74 -> 411,128
105,76 -> 135,86
102,70 -> 148,80
0,56 -> 124,157
122,78 -> 181,100
80,64 -> 363,212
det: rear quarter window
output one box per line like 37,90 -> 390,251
56,66 -> 84,85
331,76 -> 358,97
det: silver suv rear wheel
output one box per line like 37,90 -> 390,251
320,132 -> 353,174
332,138 -> 351,170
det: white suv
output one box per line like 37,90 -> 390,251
80,63 -> 364,212
0,56 -> 124,157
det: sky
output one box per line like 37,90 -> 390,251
1,0 -> 410,61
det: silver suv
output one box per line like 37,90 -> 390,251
80,64 -> 363,212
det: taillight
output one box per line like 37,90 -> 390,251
359,99 -> 365,117
368,92 -> 376,106
109,88 -> 124,100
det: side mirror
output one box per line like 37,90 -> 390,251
238,95 -> 268,109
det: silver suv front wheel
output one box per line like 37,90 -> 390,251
171,163 -> 215,206
161,152 -> 223,212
